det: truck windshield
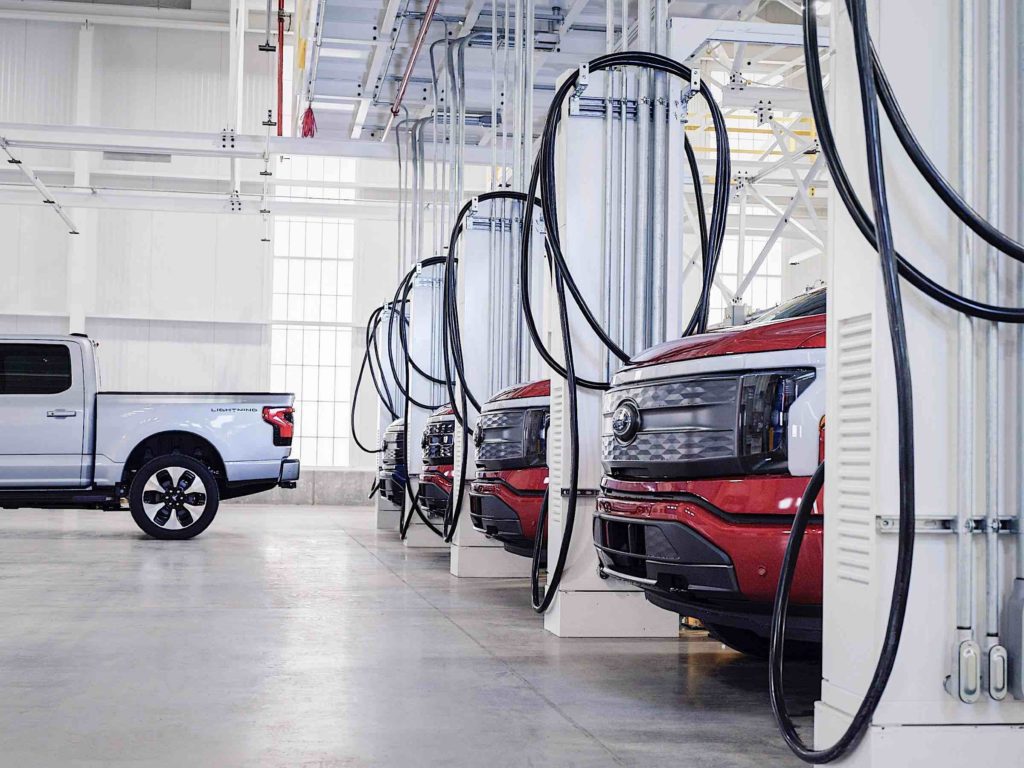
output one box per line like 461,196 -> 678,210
749,289 -> 826,325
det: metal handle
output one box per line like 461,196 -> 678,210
46,409 -> 77,418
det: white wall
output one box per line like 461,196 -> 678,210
0,18 -> 274,392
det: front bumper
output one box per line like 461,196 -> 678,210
594,476 -> 822,641
279,458 -> 300,488
378,467 -> 406,506
469,468 -> 547,558
418,468 -> 453,519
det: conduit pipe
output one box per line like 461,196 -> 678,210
382,0 -> 441,141
277,0 -> 284,136
983,0 -> 1008,700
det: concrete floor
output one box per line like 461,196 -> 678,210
0,505 -> 820,767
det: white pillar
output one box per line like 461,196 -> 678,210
449,207 -> 532,577
541,69 -> 679,638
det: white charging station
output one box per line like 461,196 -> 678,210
448,200 -> 537,577
402,261 -> 449,549
816,1 -> 1024,762
540,66 -> 681,638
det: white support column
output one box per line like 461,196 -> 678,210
815,1 -> 1024,763
542,69 -> 678,638
67,22 -> 97,334
449,211 -> 530,578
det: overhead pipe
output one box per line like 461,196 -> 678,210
277,0 -> 284,136
382,0 -> 441,141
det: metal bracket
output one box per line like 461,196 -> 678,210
753,97 -> 774,126
469,196 -> 480,218
559,488 -> 600,498
678,87 -> 697,122
876,516 -> 1017,534
569,63 -> 590,115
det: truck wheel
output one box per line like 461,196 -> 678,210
129,455 -> 220,540
704,623 -> 820,661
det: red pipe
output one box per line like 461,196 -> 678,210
390,0 -> 441,121
277,0 -> 284,137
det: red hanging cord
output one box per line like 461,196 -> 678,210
301,106 -> 317,138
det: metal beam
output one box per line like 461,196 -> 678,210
350,0 -> 404,139
0,122 -> 504,166
0,140 -> 78,234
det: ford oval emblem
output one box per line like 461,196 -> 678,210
611,401 -> 641,444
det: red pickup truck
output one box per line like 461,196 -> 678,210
469,380 -> 550,559
418,405 -> 455,520
593,289 -> 826,656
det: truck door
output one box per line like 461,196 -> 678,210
0,342 -> 86,487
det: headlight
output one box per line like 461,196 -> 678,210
738,370 -> 816,468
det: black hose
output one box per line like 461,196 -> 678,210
531,264 -> 580,612
391,256 -> 450,542
769,1 -> 918,761
351,306 -> 393,454
684,136 -> 710,275
521,51 -> 733,612
801,4 -> 1024,324
439,189 -> 550,540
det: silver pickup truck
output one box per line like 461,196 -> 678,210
0,334 -> 299,539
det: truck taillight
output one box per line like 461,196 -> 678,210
263,406 -> 294,446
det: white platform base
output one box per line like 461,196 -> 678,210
402,518 -> 448,548
815,702 -> 1024,766
543,589 -> 680,638
450,541 -> 532,577
375,504 -> 401,531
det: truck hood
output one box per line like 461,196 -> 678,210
629,314 -> 825,367
487,379 -> 551,403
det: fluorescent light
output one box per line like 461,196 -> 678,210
318,48 -> 364,60
311,102 -> 356,112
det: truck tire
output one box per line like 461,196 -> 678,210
704,623 -> 820,661
129,455 -> 220,540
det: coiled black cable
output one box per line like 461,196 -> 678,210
439,190 -> 547,541
769,0 -> 1024,760
520,52 -> 733,613
802,2 -> 1024,323
389,256 -> 450,541
351,305 -> 397,454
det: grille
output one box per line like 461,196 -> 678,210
602,375 -> 740,475
422,414 -> 456,464
381,423 -> 406,470
602,369 -> 814,479
475,410 -> 526,462
475,406 -> 548,470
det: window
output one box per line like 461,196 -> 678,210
271,209 -> 356,467
708,234 -> 783,325
0,344 -> 72,395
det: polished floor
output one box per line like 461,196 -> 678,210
0,505 -> 819,767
